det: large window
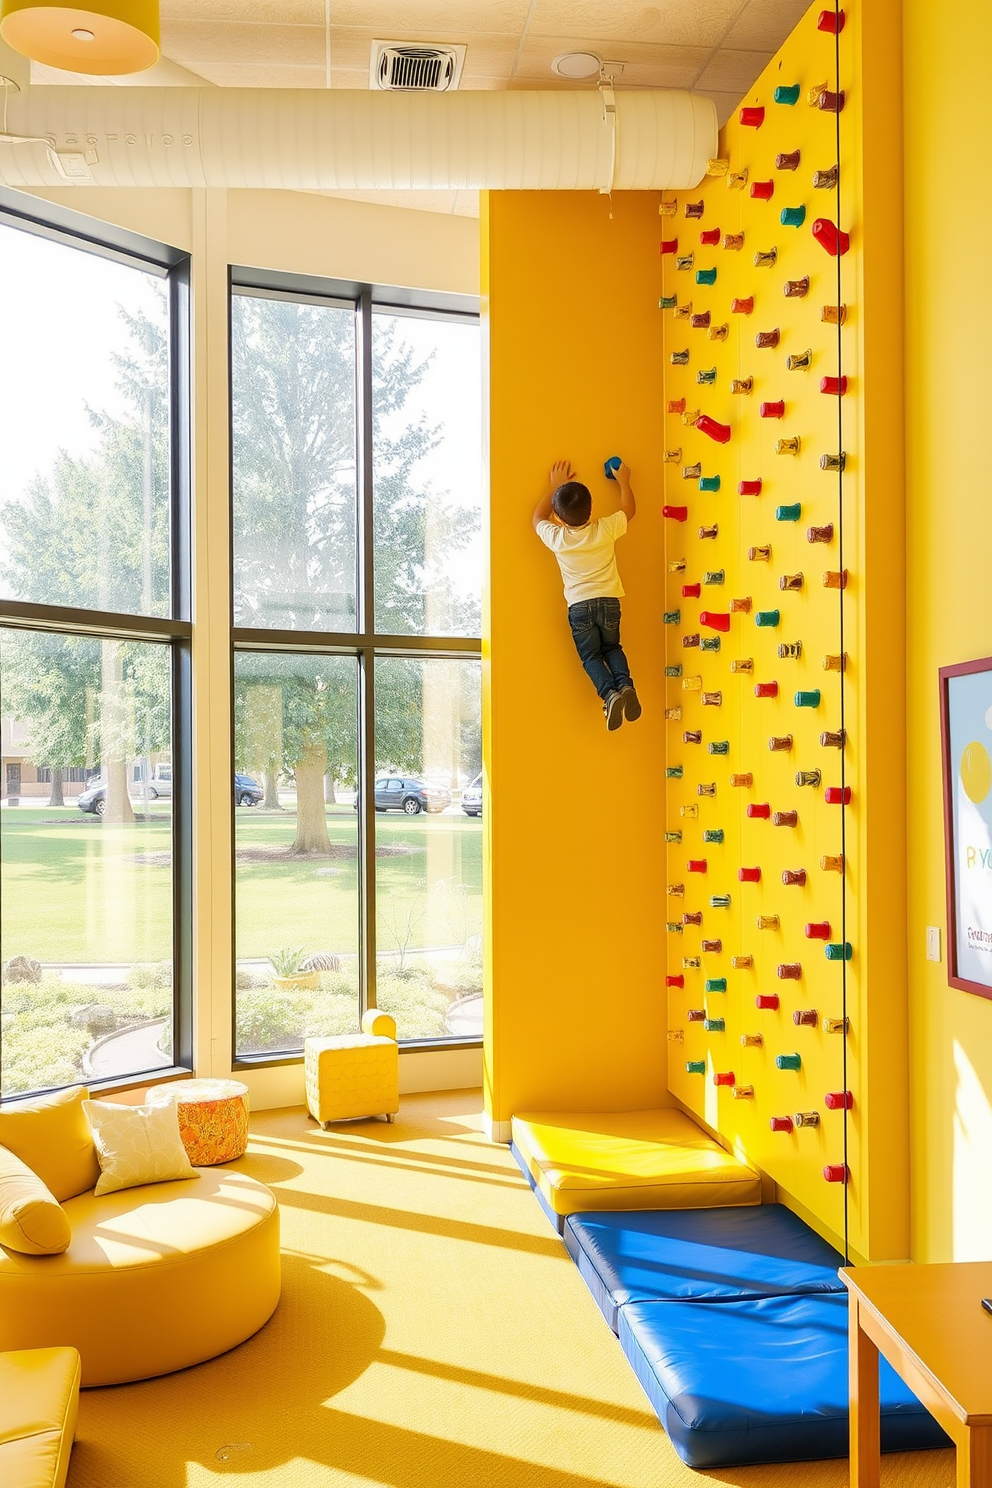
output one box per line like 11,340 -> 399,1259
0,206 -> 190,1098
231,275 -> 482,1059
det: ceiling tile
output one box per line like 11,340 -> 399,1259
324,0 -> 531,33
161,19 -> 324,66
192,63 -> 325,87
693,47 -> 771,92
162,0 -> 323,20
514,38 -> 711,89
696,88 -> 751,125
526,0 -> 744,51
720,0 -> 810,51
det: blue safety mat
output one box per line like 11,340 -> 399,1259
618,1292 -> 950,1467
564,1204 -> 845,1332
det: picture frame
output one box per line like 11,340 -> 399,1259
939,655 -> 992,1000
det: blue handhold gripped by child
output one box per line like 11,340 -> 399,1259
532,456 -> 641,731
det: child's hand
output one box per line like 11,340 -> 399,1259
549,460 -> 575,488
615,461 -> 632,486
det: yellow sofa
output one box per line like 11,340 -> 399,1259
0,1087 -> 281,1387
0,1347 -> 80,1488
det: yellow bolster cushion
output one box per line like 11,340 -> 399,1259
0,1085 -> 99,1202
0,1144 -> 71,1255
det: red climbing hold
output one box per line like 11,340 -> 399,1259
739,867 -> 762,883
760,401 -> 785,419
812,217 -> 850,256
823,1164 -> 849,1183
817,8 -> 845,32
713,1071 -> 736,1087
696,414 -> 732,444
770,1116 -> 794,1133
660,239 -> 679,255
756,994 -> 781,1010
682,583 -> 701,598
663,506 -> 688,521
747,803 -> 771,819
805,922 -> 832,940
700,228 -> 721,245
738,479 -> 762,496
751,180 -> 774,200
824,785 -> 852,805
820,375 -> 848,395
700,612 -> 731,632
825,1091 -> 854,1110
740,106 -> 765,128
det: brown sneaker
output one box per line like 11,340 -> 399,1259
621,686 -> 642,722
604,691 -> 625,730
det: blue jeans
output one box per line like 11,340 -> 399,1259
567,597 -> 634,702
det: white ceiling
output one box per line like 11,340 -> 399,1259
32,0 -> 810,216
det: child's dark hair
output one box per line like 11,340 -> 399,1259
552,480 -> 592,527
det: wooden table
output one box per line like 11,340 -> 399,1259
841,1262 -> 992,1488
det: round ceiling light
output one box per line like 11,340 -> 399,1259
551,51 -> 602,80
0,2 -> 160,75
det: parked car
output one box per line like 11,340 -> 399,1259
77,774 -> 263,815
373,776 -> 451,815
461,773 -> 482,817
133,763 -> 172,799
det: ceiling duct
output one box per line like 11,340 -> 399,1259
0,86 -> 717,192
370,42 -> 465,93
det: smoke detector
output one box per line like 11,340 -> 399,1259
370,42 -> 466,92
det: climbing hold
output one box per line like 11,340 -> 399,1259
730,660 -> 754,674
751,180 -> 774,201
713,1071 -> 736,1087
663,610 -> 681,625
729,597 -> 752,613
807,524 -> 834,543
667,882 -> 685,896
730,772 -> 754,787
658,295 -> 678,310
776,504 -> 802,521
820,452 -> 846,471
682,582 -> 701,599
781,206 -> 806,228
731,296 -> 754,314
671,349 -> 690,365
686,1060 -> 707,1074
796,770 -> 822,787
708,741 -> 729,756
769,736 -> 794,752
782,869 -> 807,887
754,682 -> 779,698
823,1017 -> 849,1033
676,254 -> 695,271
761,400 -> 786,419
668,922 -> 683,934
697,778 -> 718,794
699,475 -> 721,492
769,1116 -> 794,1132
741,1034 -> 764,1047
793,1010 -> 818,1027
710,894 -> 732,908
703,829 -> 725,844
604,455 -> 622,480
666,974 -> 685,988
659,196 -> 678,214
795,690 -> 821,708
696,414 -> 732,443
754,249 -> 778,267
820,854 -> 845,872
776,1053 -> 802,1071
777,963 -> 802,980
817,90 -> 846,113
727,170 -> 748,190
709,323 -> 730,341
823,1164 -> 849,1184
668,398 -> 687,414
738,479 -> 762,495
749,546 -> 772,562
820,303 -> 847,324
813,165 -> 839,189
664,828 -> 683,840
683,729 -> 702,744
699,524 -> 719,539
697,368 -> 717,387
730,377 -> 753,394
683,462 -> 702,480
776,150 -> 801,171
706,978 -> 728,993
666,766 -> 684,779
701,692 -> 723,706
660,239 -> 679,255
784,276 -> 810,298
806,81 -> 829,106
757,915 -> 780,932
820,376 -> 848,396
687,859 -> 707,873
739,867 -> 762,883
756,994 -> 781,1010
821,655 -> 846,672
704,1017 -> 726,1032
774,84 -> 800,105
825,942 -> 853,961
733,1086 -> 755,1100
685,200 -> 705,219
663,505 -> 688,521
755,610 -> 780,627
776,437 -> 801,455
700,227 -> 721,245
772,810 -> 799,828
687,1009 -> 706,1024
732,955 -> 754,969
665,664 -> 683,677
822,570 -> 848,589
683,955 -> 702,968
740,106 -> 765,127
700,612 -> 731,632
696,268 -> 717,286
755,328 -> 781,348
825,1091 -> 854,1110
820,730 -> 846,748
787,350 -> 812,371
817,8 -> 846,32
747,802 -> 771,819
722,233 -> 744,250
812,217 -> 850,255
824,786 -> 852,805
778,642 -> 802,660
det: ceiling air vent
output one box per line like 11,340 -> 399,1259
370,42 -> 466,92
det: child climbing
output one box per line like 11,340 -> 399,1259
533,458 -> 641,730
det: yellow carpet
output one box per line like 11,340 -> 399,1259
67,1091 -> 954,1488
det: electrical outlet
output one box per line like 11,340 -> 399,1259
926,926 -> 941,963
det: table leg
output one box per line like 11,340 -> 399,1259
849,1295 -> 880,1488
959,1424 -> 992,1488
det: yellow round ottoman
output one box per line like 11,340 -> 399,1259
147,1079 -> 249,1166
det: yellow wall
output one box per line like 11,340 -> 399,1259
483,190 -> 670,1134
904,0 -> 992,1262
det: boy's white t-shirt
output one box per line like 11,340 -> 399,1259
536,511 -> 628,606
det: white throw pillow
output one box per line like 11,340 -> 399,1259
83,1100 -> 196,1196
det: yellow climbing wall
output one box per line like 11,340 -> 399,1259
662,0 -> 907,1259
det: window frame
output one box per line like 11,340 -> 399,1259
229,268 -> 483,1067
0,195 -> 193,1102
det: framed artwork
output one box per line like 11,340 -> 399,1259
940,656 -> 992,999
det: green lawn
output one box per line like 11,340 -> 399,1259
0,804 -> 482,967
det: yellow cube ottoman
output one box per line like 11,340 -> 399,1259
305,1010 -> 399,1127
0,1347 -> 80,1488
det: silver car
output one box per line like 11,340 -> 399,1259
461,773 -> 482,817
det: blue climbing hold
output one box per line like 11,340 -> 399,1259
604,455 -> 622,480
